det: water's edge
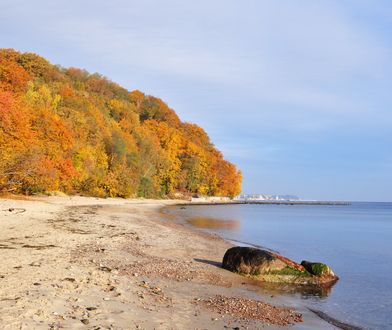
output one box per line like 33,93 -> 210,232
160,204 -> 367,330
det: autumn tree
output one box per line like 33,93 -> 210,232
0,49 -> 242,197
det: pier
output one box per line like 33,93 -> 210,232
186,200 -> 351,206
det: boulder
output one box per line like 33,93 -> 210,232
222,247 -> 287,275
300,261 -> 336,277
222,246 -> 338,286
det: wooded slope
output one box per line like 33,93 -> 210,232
0,49 -> 241,198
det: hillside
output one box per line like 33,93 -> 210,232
0,49 -> 241,198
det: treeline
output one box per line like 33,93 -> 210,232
0,49 -> 242,198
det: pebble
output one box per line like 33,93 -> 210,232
81,319 -> 89,325
99,265 -> 112,272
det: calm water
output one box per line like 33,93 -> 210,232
165,202 -> 392,330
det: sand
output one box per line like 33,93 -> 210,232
0,196 -> 334,330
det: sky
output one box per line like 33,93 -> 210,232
1,0 -> 391,201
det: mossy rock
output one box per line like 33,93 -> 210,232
222,247 -> 338,286
301,261 -> 334,276
267,266 -> 310,277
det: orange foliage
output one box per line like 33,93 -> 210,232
0,49 -> 242,197
0,50 -> 31,92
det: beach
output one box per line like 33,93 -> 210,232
0,196 -> 332,329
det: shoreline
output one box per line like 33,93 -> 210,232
182,200 -> 351,206
162,203 -> 365,330
0,196 -> 343,329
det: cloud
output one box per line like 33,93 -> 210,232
1,0 -> 392,199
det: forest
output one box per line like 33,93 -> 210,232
0,49 -> 242,198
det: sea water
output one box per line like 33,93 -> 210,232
165,202 -> 392,330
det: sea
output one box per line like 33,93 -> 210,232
164,202 -> 392,330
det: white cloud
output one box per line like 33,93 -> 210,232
1,0 -> 392,199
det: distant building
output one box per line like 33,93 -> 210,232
236,194 -> 300,201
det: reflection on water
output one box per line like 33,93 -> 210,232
250,279 -> 333,299
186,216 -> 240,230
187,216 -> 334,298
165,203 -> 392,329
186,214 -> 335,300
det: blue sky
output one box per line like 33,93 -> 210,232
1,0 -> 391,201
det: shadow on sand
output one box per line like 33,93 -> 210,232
193,258 -> 222,268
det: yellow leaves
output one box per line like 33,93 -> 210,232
25,82 -> 62,111
136,117 -> 242,196
119,112 -> 139,132
52,94 -> 62,110
108,98 -> 139,132
101,162 -> 139,198
24,81 -> 39,103
0,49 -> 242,197
38,85 -> 52,107
142,120 -> 183,194
213,161 -> 242,198
73,145 -> 108,176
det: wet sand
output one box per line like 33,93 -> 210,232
0,196 -> 334,329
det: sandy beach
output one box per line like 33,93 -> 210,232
0,196 -> 333,330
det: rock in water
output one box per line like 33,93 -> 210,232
222,246 -> 338,286
222,247 -> 287,275
300,261 -> 335,276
